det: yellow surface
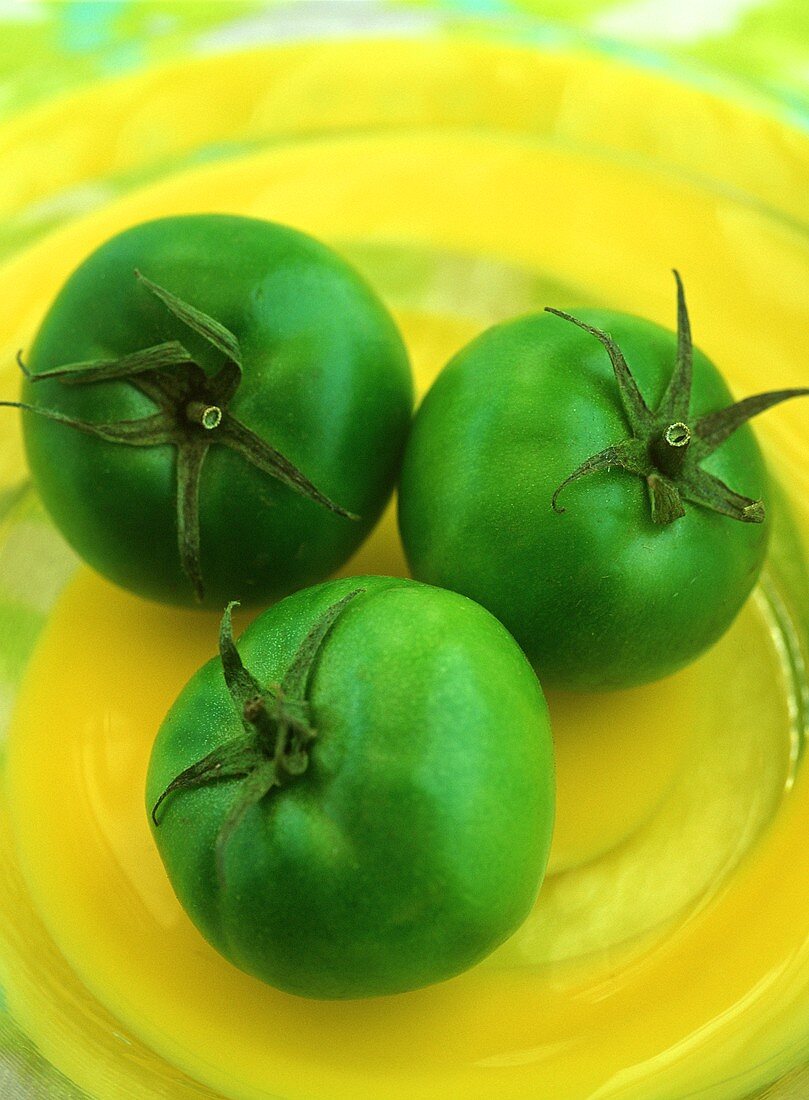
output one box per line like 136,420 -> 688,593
1,34 -> 809,1100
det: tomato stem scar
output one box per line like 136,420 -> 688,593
651,422 -> 691,477
186,401 -> 223,430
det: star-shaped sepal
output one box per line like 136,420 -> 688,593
151,588 -> 363,883
546,272 -> 809,525
3,272 -> 358,602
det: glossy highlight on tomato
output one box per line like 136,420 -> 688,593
398,276 -> 808,690
10,214 -> 413,608
145,576 -> 555,999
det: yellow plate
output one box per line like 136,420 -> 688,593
1,31 -> 808,1100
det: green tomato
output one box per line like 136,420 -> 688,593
9,215 -> 412,607
398,275 -> 808,690
145,576 -> 555,999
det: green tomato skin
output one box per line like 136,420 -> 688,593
398,311 -> 770,691
145,576 -> 555,999
21,215 -> 413,607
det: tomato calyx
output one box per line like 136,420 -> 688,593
4,272 -> 358,602
546,272 -> 809,526
151,589 -> 362,883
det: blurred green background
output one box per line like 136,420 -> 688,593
1,0 -> 808,127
